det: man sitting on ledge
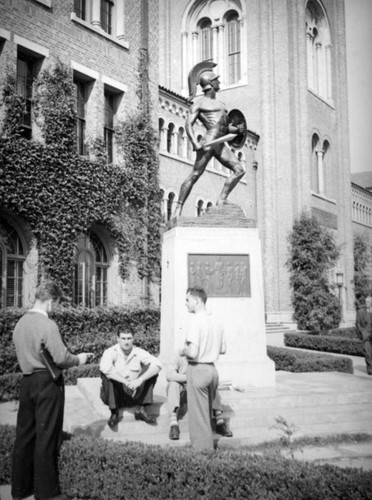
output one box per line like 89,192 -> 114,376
100,329 -> 162,429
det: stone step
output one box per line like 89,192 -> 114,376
266,323 -> 292,334
68,372 -> 372,449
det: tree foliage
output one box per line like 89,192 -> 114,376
0,59 -> 161,299
353,233 -> 371,299
286,211 -> 341,331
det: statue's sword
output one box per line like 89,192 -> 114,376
203,133 -> 238,148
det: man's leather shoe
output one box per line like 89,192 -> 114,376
108,412 -> 119,429
135,407 -> 157,425
169,425 -> 180,440
216,422 -> 233,437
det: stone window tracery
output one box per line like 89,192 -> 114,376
0,218 -> 25,308
73,230 -> 109,307
181,0 -> 246,95
306,0 -> 333,103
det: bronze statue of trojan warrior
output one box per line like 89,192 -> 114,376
173,61 -> 247,218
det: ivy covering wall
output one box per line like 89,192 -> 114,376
0,59 -> 161,300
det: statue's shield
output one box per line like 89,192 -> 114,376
228,109 -> 247,150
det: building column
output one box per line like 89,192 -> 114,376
315,42 -> 322,94
217,23 -> 225,84
306,32 -> 314,90
91,0 -> 101,29
325,44 -> 332,101
212,24 -> 218,64
181,31 -> 189,95
116,1 -> 125,40
192,31 -> 199,68
160,126 -> 167,151
171,131 -> 177,155
239,16 -> 246,83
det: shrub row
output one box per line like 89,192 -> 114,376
1,427 -> 371,499
0,364 -> 102,403
0,307 -> 160,375
267,346 -> 353,374
305,327 -> 359,339
284,332 -> 364,356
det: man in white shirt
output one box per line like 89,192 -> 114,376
179,287 -> 226,450
100,329 -> 162,428
166,350 -> 233,440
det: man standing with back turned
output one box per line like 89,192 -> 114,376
12,281 -> 92,500
179,286 -> 226,450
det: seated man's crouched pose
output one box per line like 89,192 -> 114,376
166,350 -> 233,440
100,329 -> 162,429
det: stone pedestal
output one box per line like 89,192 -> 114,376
160,206 -> 275,387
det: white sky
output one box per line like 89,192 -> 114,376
345,0 -> 372,173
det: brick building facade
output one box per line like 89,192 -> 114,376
0,0 -> 159,308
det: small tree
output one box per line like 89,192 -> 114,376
353,233 -> 371,300
286,211 -> 341,331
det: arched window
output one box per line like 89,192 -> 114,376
167,192 -> 176,221
178,127 -> 185,157
306,1 -> 332,101
181,1 -> 245,94
167,123 -> 175,154
0,218 -> 25,308
197,199 -> 204,217
158,118 -> 164,148
73,231 -> 109,307
226,11 -> 241,85
198,18 -> 213,61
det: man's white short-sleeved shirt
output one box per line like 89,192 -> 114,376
100,344 -> 162,381
186,311 -> 225,363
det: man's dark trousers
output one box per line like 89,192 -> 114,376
12,371 -> 64,500
100,371 -> 157,408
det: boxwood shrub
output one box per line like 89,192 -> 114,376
305,327 -> 359,339
1,427 -> 371,499
0,306 -> 160,375
267,346 -> 353,373
284,332 -> 364,356
0,363 -> 102,402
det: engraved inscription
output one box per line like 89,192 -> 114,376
188,254 -> 251,297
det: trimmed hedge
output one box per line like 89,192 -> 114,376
284,332 -> 364,356
0,364 -> 102,403
267,346 -> 353,374
304,327 -> 359,339
0,307 -> 160,375
1,428 -> 372,499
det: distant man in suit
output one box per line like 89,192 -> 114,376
356,297 -> 372,375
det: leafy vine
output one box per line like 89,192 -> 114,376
0,59 -> 161,299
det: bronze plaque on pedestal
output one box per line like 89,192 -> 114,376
188,254 -> 250,298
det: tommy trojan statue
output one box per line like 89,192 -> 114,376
173,61 -> 247,218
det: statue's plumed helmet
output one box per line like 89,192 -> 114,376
188,61 -> 218,101
199,71 -> 219,90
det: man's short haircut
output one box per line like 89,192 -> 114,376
187,286 -> 207,304
35,281 -> 62,302
117,327 -> 134,337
